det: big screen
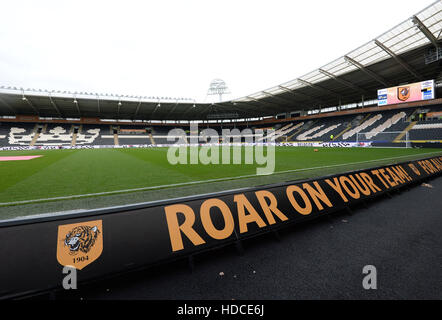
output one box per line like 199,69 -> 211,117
377,79 -> 435,106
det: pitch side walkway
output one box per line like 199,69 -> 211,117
49,176 -> 442,300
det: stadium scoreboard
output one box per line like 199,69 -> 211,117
377,79 -> 435,106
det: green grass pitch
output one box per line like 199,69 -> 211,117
0,146 -> 441,211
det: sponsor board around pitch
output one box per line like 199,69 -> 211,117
0,141 -> 367,151
0,141 -> 376,151
0,156 -> 441,298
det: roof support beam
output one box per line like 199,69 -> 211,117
198,103 -> 216,121
261,90 -> 299,105
195,101 -> 264,120
228,101 -> 267,113
411,15 -> 439,48
23,97 -> 39,115
116,97 -> 122,119
318,69 -> 368,94
133,100 -> 142,118
245,96 -> 289,112
277,85 -> 326,106
165,101 -> 181,119
48,94 -> 63,118
180,100 -> 206,119
73,99 -> 81,117
245,96 -> 279,107
297,78 -> 341,99
201,102 -> 259,121
149,103 -> 161,119
374,40 -> 422,80
97,95 -> 101,114
0,96 -> 17,115
344,55 -> 389,87
228,102 -> 271,117
180,103 -> 198,119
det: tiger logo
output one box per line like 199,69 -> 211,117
397,86 -> 410,101
64,225 -> 100,255
57,220 -> 103,270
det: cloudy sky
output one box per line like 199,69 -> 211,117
0,0 -> 432,102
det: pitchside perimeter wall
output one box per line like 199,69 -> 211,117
0,156 -> 441,299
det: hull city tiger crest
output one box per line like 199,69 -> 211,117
57,220 -> 103,270
397,86 -> 410,101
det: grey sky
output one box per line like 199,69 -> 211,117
0,0 -> 432,102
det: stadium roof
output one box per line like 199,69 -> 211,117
0,1 -> 441,121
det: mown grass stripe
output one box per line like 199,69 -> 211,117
0,150 -> 440,207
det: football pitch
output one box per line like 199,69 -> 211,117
0,146 -> 441,219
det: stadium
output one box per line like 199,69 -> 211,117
0,1 -> 441,302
